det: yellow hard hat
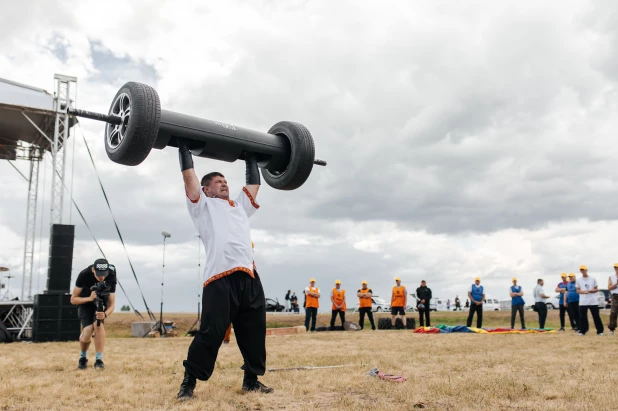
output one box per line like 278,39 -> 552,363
614,263 -> 618,268
335,279 -> 341,284
560,273 -> 567,278
568,273 -> 575,277
395,277 -> 401,281
474,277 -> 481,281
361,280 -> 368,285
579,265 -> 587,270
512,277 -> 517,282
310,278 -> 316,282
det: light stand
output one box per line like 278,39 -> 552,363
152,231 -> 171,337
187,235 -> 202,336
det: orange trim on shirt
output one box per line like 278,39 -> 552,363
187,191 -> 200,204
242,187 -> 260,209
203,266 -> 255,287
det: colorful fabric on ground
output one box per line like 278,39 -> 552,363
413,325 -> 555,334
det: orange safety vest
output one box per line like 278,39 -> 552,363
331,288 -> 346,311
391,286 -> 406,307
359,287 -> 372,308
306,287 -> 320,308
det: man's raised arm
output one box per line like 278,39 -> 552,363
179,139 -> 200,201
244,153 -> 260,199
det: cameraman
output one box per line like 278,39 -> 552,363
70,258 -> 116,370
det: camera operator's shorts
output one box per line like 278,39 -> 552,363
78,304 -> 103,328
391,306 -> 405,316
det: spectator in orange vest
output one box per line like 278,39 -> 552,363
304,278 -> 320,331
390,277 -> 407,328
357,280 -> 376,330
330,280 -> 346,329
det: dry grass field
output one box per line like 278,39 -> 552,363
1,311 -> 616,410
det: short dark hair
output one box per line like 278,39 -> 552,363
201,172 -> 225,187
537,279 -> 543,284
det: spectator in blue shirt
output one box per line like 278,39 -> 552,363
509,278 -> 526,329
565,273 -> 579,331
555,273 -> 569,331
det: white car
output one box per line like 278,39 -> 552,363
354,297 -> 390,313
429,298 -> 449,312
545,292 -> 605,309
482,298 -> 501,311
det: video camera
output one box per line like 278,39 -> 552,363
90,264 -> 115,326
90,281 -> 111,326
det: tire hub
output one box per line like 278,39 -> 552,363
106,93 -> 131,149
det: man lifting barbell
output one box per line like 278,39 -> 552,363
176,139 -> 272,400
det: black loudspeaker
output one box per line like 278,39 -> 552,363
45,224 -> 75,294
32,293 -> 80,342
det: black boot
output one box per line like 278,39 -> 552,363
176,370 -> 196,400
242,380 -> 274,393
242,371 -> 273,394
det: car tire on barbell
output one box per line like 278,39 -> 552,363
261,121 -> 315,191
104,82 -> 161,166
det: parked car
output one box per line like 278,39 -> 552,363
534,291 -> 605,310
599,289 -> 611,309
405,305 -> 417,313
265,298 -> 285,312
354,296 -> 390,313
429,298 -> 449,312
482,298 -> 500,311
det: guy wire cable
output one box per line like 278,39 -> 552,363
77,123 -> 155,320
46,152 -> 144,319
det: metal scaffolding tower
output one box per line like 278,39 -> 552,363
50,74 -> 76,225
20,147 -> 42,301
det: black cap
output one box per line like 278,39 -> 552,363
93,258 -> 109,277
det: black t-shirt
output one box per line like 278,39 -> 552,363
75,265 -> 117,298
416,286 -> 432,302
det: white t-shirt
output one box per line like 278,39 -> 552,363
187,187 -> 259,286
533,285 -> 546,303
576,276 -> 599,306
610,274 -> 618,295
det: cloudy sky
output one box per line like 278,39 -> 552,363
1,0 -> 618,313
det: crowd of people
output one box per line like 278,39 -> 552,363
281,263 -> 618,335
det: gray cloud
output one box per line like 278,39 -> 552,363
2,1 -> 618,312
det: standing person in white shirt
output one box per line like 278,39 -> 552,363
576,265 -> 604,336
533,279 -> 550,329
608,263 -> 618,335
176,139 -> 272,400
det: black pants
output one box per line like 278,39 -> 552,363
567,301 -> 579,330
511,304 -> 525,329
330,310 -> 346,327
559,304 -> 567,328
419,309 -> 431,327
578,305 -> 604,335
534,302 -> 547,329
184,271 -> 266,382
358,307 -> 375,330
466,304 -> 483,328
305,307 -> 318,331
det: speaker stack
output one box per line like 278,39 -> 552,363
32,293 -> 80,342
45,224 -> 75,294
32,224 -> 79,342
